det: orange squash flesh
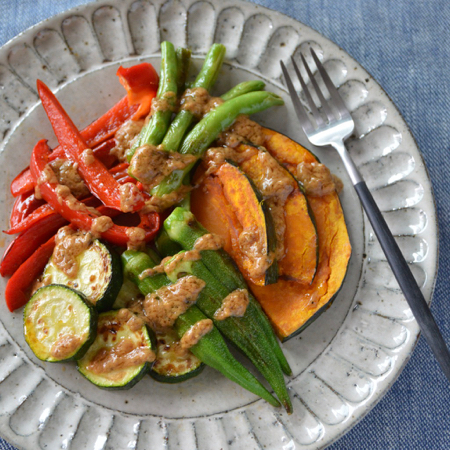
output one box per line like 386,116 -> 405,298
216,162 -> 271,286
279,189 -> 318,284
250,192 -> 350,340
192,174 -> 267,284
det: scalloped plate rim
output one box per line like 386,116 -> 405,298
0,1 -> 438,449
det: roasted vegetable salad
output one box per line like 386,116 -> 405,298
1,41 -> 351,412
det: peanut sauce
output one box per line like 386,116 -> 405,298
138,251 -> 202,281
87,310 -> 155,375
193,233 -> 225,252
217,115 -> 265,148
180,319 -> 213,349
142,185 -> 192,213
213,289 -> 249,320
179,87 -> 224,118
111,119 -> 145,162
296,162 -> 342,197
163,250 -> 201,276
52,227 -> 93,278
125,227 -> 146,251
91,215 -> 114,238
151,91 -> 177,115
238,227 -> 272,278
202,145 -> 258,177
88,339 -> 156,375
117,308 -> 145,332
119,182 -> 144,213
81,148 -> 95,166
50,334 -> 81,359
50,159 -> 90,198
141,275 -> 205,332
130,144 -> 196,190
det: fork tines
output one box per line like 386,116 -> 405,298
280,48 -> 350,129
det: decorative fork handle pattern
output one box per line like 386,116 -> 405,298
335,140 -> 450,380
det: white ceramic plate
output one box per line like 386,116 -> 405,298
0,1 -> 437,449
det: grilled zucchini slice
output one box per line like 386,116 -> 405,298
24,284 -> 97,362
150,329 -> 204,383
77,309 -> 156,389
43,239 -> 122,311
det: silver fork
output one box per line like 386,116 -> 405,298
281,49 -> 450,381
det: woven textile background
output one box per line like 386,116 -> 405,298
0,0 -> 449,448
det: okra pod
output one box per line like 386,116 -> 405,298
162,249 -> 292,413
121,250 -> 280,408
164,207 -> 292,377
155,229 -> 183,258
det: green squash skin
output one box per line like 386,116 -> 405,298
149,364 -> 204,383
149,329 -> 205,384
94,242 -> 123,312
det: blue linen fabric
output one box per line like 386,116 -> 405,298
0,0 -> 450,449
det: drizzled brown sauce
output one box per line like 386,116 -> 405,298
87,310 -> 155,376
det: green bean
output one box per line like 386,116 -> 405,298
151,91 -> 284,197
176,47 -> 191,93
220,80 -> 266,101
161,43 -> 226,152
126,41 -> 178,161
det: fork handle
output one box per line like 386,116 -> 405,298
353,179 -> 450,380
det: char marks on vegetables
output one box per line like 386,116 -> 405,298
86,310 -> 155,376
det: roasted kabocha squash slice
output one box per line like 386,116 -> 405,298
238,146 -> 318,284
192,129 -> 351,341
215,161 -> 278,285
247,128 -> 352,340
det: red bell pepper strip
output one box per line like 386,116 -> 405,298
10,168 -> 35,197
117,63 -> 159,120
11,62 -> 158,198
4,236 -> 56,312
37,80 -> 133,211
10,100 -> 137,197
6,203 -> 55,235
0,212 -> 67,277
80,96 -> 139,148
9,193 -> 45,229
86,138 -> 117,168
30,139 -> 159,246
109,162 -> 129,174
